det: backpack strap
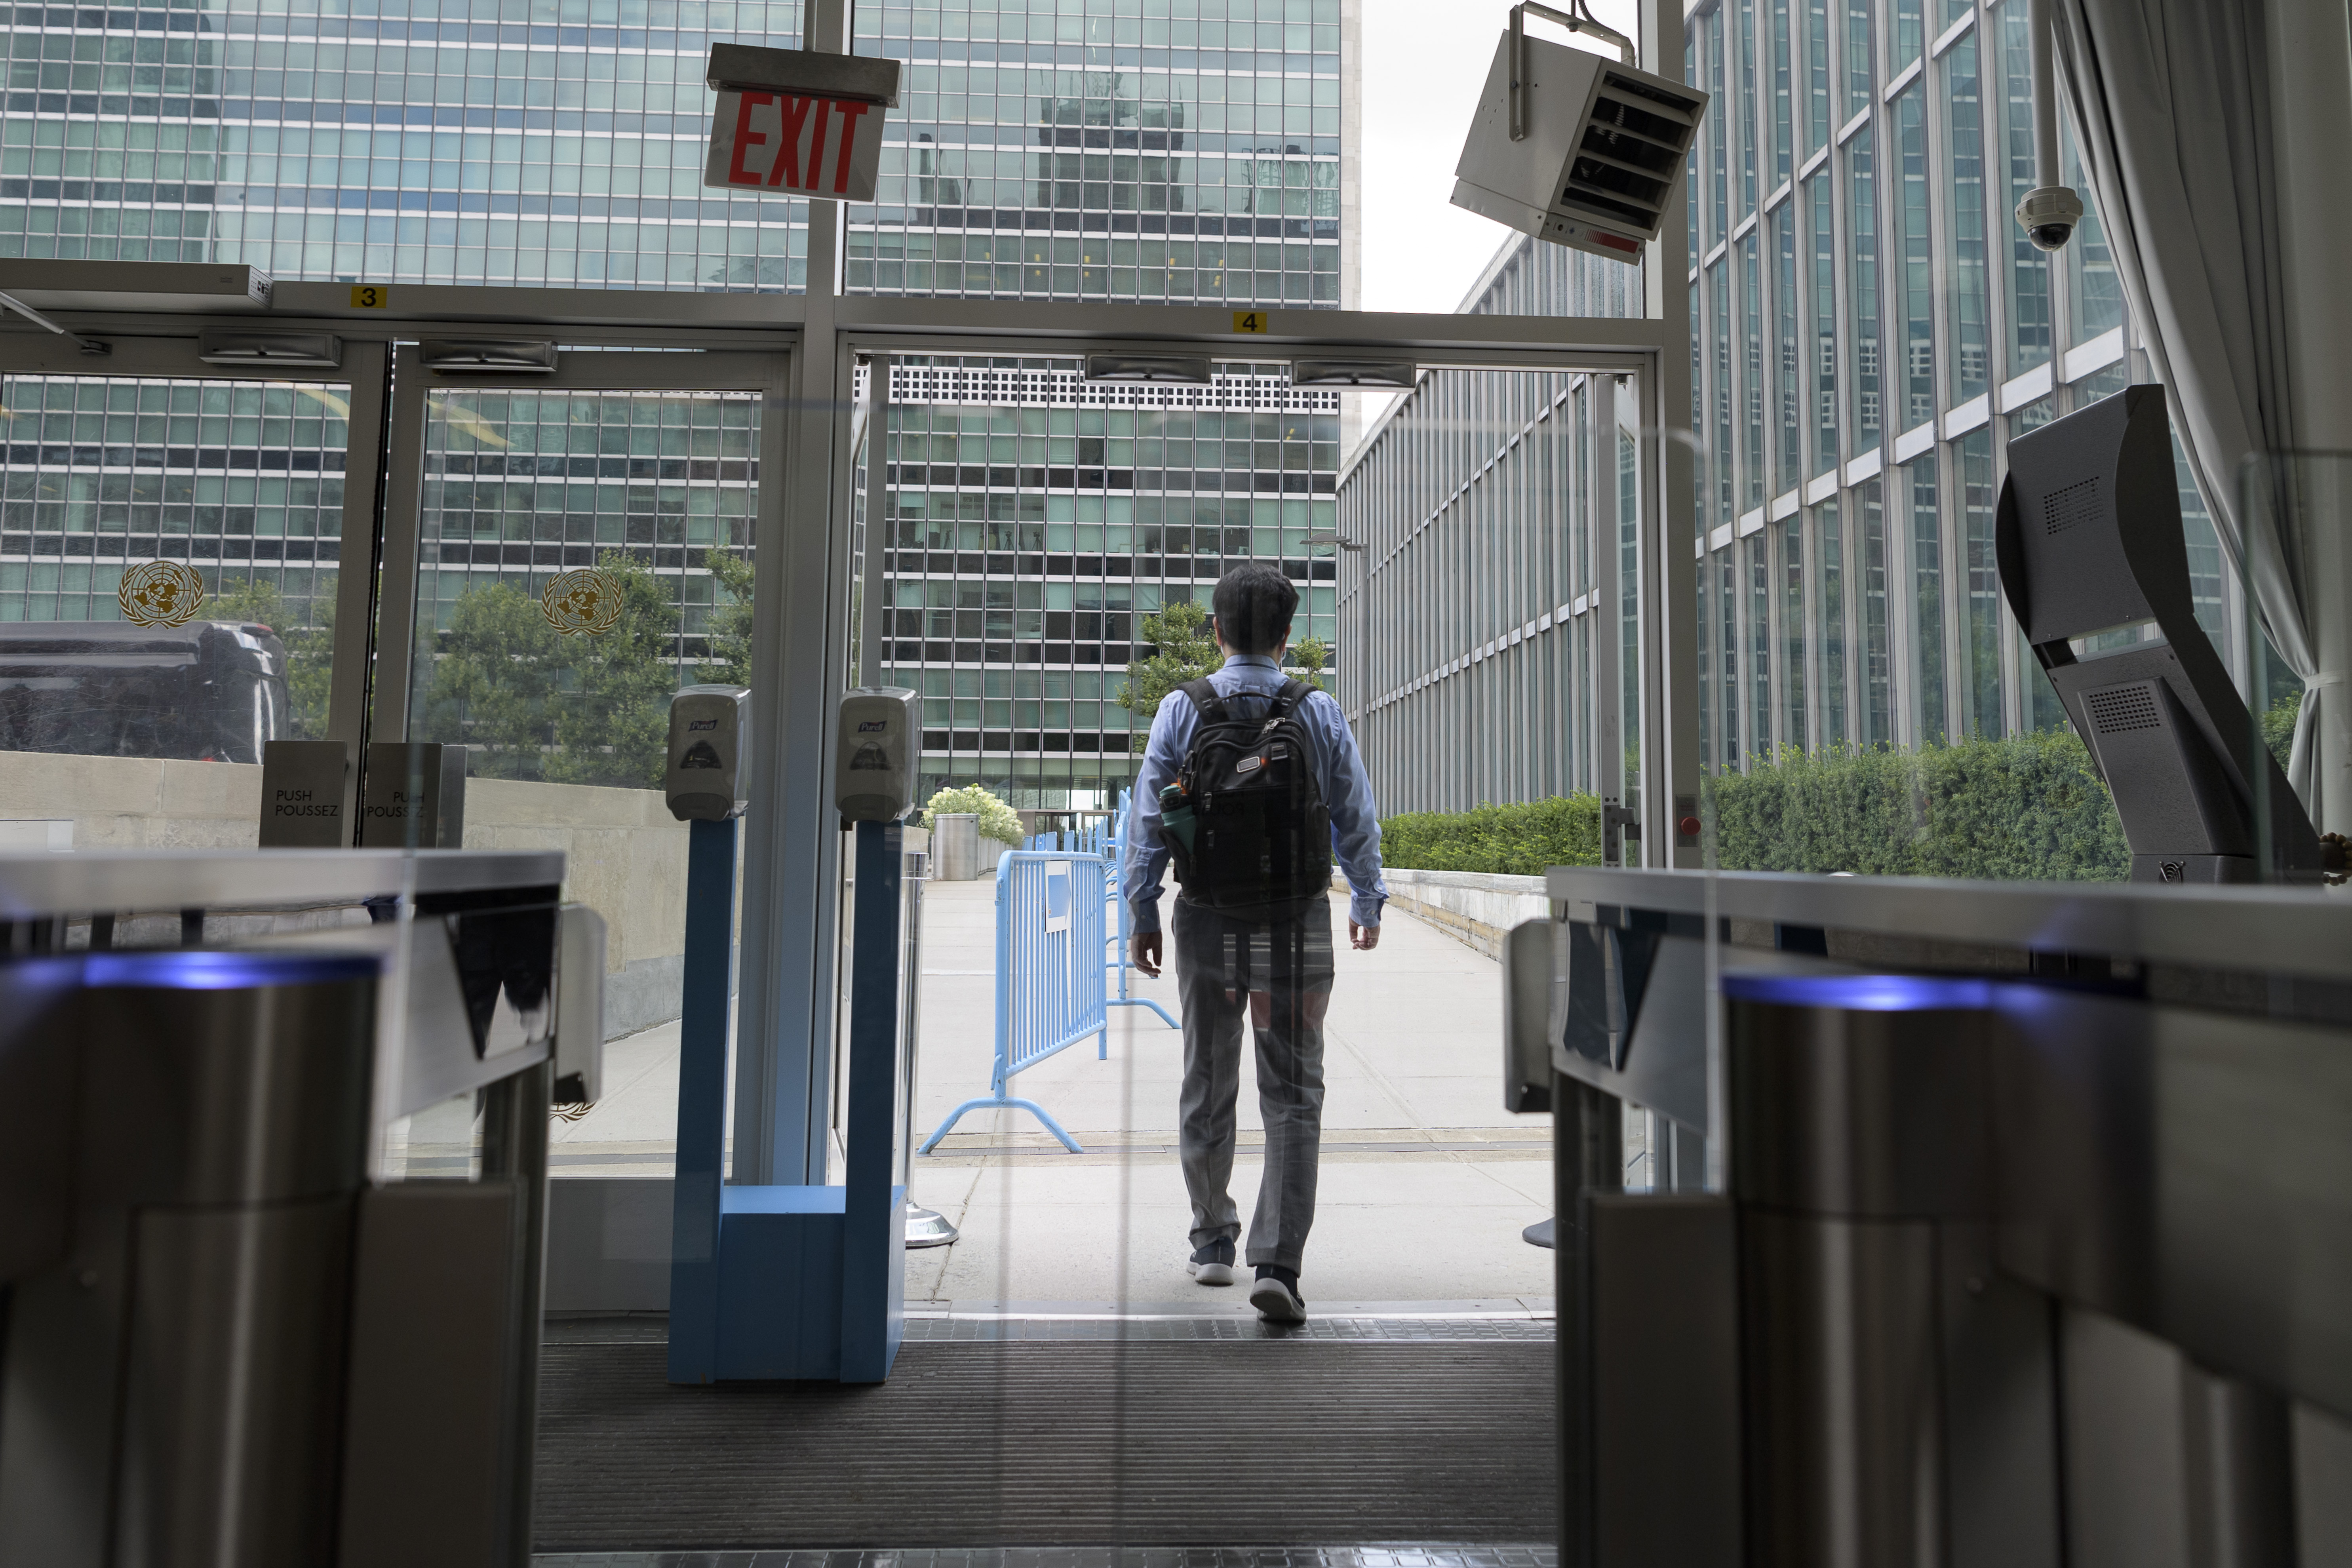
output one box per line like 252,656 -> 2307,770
1178,677 -> 1230,726
1262,678 -> 1313,725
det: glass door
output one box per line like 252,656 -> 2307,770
377,346 -> 786,1189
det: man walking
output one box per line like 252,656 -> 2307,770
1123,562 -> 1386,1323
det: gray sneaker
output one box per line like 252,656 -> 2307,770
1249,1272 -> 1307,1323
1186,1239 -> 1236,1286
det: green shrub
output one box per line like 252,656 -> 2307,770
1380,794 -> 1605,876
2264,689 -> 2301,772
1377,730 -> 2130,882
921,784 -> 1024,847
1709,731 -> 2129,880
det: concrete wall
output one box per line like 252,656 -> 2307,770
0,752 -> 691,1037
1377,867 -> 1553,961
0,749 -> 265,849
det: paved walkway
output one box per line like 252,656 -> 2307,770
544,875 -> 1556,1312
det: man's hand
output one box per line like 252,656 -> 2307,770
1133,929 -> 1163,977
1349,920 -> 1380,951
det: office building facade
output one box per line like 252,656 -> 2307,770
0,0 -> 1356,809
1338,0 -> 2248,822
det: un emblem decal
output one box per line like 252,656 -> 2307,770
117,559 -> 207,628
541,567 -> 624,637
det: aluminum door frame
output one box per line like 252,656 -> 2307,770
835,324 -> 1696,880
0,331 -> 391,748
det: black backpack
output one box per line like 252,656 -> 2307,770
1161,677 -> 1332,921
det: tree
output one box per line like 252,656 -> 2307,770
414,578 -> 567,780
544,552 -> 687,789
1287,633 -> 1331,693
1117,597 -> 1219,753
206,574 -> 336,739
415,551 -> 692,789
702,547 -> 756,688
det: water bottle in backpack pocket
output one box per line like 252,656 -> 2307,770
1166,677 -> 1331,921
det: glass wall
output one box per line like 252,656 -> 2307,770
0,0 -> 1349,305
1333,237 -> 1640,820
1673,0 -> 2245,879
0,372 -> 346,804
878,355 -> 1336,811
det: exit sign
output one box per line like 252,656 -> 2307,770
702,44 -> 902,204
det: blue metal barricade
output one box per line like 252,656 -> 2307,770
919,851 -> 1109,1154
1102,788 -> 1179,1030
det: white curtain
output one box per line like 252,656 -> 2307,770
2049,0 -> 2329,805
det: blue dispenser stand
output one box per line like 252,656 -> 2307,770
666,815 -> 738,1384
668,815 -> 908,1385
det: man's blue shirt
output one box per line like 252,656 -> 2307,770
1121,652 -> 1387,934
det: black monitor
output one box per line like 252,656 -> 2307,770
1996,385 -> 2320,883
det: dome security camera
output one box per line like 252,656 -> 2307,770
2015,185 -> 2086,252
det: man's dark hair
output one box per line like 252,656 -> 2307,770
1210,563 -> 1298,656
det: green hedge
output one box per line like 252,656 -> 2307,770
1380,729 -> 2130,882
1380,794 -> 1604,875
1714,730 -> 2128,879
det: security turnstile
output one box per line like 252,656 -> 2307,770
0,849 -> 595,1568
1528,870 -> 2352,1568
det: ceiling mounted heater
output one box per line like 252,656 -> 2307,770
1451,2 -> 1708,263
420,339 -> 559,374
1083,354 -> 1214,385
1290,359 -> 1418,389
197,330 -> 343,369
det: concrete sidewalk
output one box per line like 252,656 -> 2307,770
542,875 -> 1557,1312
903,878 -> 1553,1309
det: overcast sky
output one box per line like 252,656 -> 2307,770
1357,0 -> 1642,314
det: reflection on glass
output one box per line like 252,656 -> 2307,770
1709,10 -> 1731,242
1959,428 -> 2003,738
1775,203 -> 1801,489
2066,121 -> 2126,338
1770,0 -> 1794,188
1743,234 -> 1765,510
0,376 -> 345,816
1942,30 -> 1989,402
1713,262 -> 1735,526
1910,457 -> 1947,742
1781,513 -> 1806,746
1810,170 -> 1838,474
1748,529 -> 1772,754
1846,125 -> 1882,453
1720,546 -> 1742,763
1859,478 -> 1892,744
1804,0 -> 1832,153
410,389 -> 759,789
1619,426 -> 1641,794
1846,0 -> 1877,120
1816,498 -> 1848,743
1893,0 -> 1924,68
1998,4 -> 2053,372
1895,85 -> 1935,430
1737,0 -> 1760,215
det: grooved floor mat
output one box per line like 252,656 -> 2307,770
536,1340 -> 1557,1551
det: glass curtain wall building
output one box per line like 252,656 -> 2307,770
0,0 -> 1357,813
1680,0 -> 2232,771
1335,238 -> 1641,817
1339,0 -> 2241,835
876,357 -> 1340,809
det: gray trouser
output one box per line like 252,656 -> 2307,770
1171,894 -> 1334,1273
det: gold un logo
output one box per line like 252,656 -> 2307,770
117,559 -> 206,628
540,567 -> 624,636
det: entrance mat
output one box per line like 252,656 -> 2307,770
536,1342 -> 1557,1551
535,1546 -> 1560,1568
